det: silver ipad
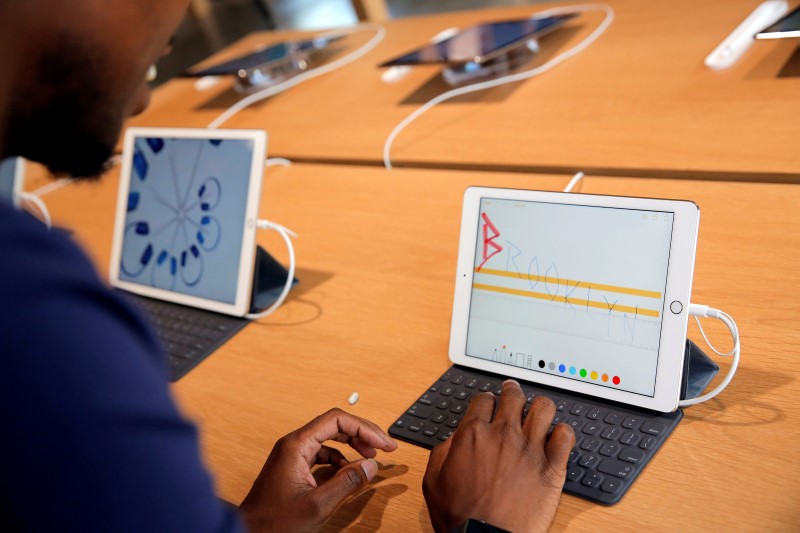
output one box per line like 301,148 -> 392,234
109,127 -> 267,316
449,187 -> 700,412
0,157 -> 24,206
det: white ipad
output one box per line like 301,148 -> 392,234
449,187 -> 700,412
0,157 -> 25,207
109,127 -> 267,316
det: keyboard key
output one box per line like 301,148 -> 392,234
601,478 -> 623,494
556,400 -> 572,411
581,472 -> 603,488
465,378 -> 479,388
566,466 -> 585,482
552,414 -> 568,425
579,453 -> 600,468
639,436 -> 658,450
526,393 -> 535,403
597,459 -> 635,479
423,426 -> 440,438
586,408 -> 604,420
436,400 -> 451,410
408,421 -> 425,433
450,403 -> 466,414
429,384 -> 440,393
600,442 -> 620,457
619,432 -> 640,446
478,382 -> 492,392
566,418 -> 584,432
432,413 -> 447,424
619,448 -> 645,464
604,412 -> 623,425
418,393 -> 434,405
493,386 -> 503,395
446,418 -> 460,428
451,375 -> 465,385
622,416 -> 642,429
582,422 -> 602,436
440,386 -> 455,396
601,426 -> 621,441
394,417 -> 409,428
570,403 -> 587,416
580,438 -> 601,452
440,371 -> 453,382
568,449 -> 581,463
455,391 -> 470,401
407,405 -> 433,419
439,431 -> 454,441
641,421 -> 667,436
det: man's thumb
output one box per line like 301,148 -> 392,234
308,459 -> 378,518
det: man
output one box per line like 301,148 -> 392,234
0,1 -> 574,531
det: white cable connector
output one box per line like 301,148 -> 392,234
265,157 -> 293,167
383,4 -> 614,169
244,219 -> 297,320
679,304 -> 741,407
208,23 -> 386,129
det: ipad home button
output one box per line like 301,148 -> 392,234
670,301 -> 683,314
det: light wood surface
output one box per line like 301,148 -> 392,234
129,0 -> 800,180
41,164 -> 800,531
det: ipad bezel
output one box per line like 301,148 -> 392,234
0,157 -> 24,207
449,187 -> 700,413
109,127 -> 267,317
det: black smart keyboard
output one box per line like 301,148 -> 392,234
119,292 -> 249,381
390,365 -> 682,505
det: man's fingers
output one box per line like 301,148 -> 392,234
493,380 -> 527,426
459,391 -> 495,426
544,423 -> 576,468
306,459 -> 378,520
523,395 -> 557,447
314,445 -> 349,468
294,408 -> 397,464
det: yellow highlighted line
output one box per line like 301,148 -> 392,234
473,283 -> 660,318
476,267 -> 662,299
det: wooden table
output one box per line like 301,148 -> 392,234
42,164 -> 800,531
129,0 -> 800,181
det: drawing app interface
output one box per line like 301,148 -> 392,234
466,198 -> 674,397
119,137 -> 253,304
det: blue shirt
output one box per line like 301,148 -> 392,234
0,200 -> 242,531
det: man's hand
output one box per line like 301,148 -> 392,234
239,408 -> 398,532
423,380 -> 575,533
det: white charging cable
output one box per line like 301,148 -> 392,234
244,219 -> 297,320
679,304 -> 741,407
18,191 -> 52,229
383,4 -> 614,169
563,171 -> 585,192
208,23 -> 387,129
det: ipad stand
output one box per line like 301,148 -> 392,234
680,339 -> 720,401
442,39 -> 540,86
249,245 -> 299,314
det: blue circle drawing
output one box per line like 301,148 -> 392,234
121,138 -> 226,292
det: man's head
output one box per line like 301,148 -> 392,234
0,0 -> 188,178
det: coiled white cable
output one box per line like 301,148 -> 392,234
208,23 -> 387,129
680,304 -> 741,407
244,220 -> 297,320
383,4 -> 614,169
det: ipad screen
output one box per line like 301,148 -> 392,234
118,136 -> 254,304
466,197 -> 674,397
